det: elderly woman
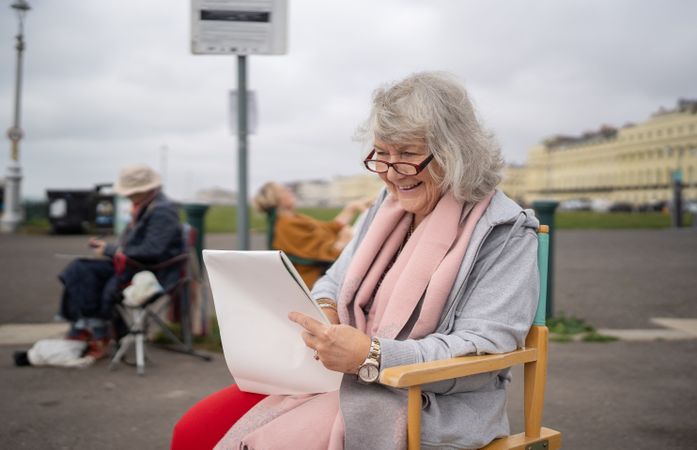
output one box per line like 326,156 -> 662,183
172,72 -> 539,449
253,182 -> 370,288
58,164 -> 183,359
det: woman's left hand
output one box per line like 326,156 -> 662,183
288,312 -> 371,374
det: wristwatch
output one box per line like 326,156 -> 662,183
357,337 -> 381,383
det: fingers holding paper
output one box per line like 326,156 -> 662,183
288,312 -> 371,374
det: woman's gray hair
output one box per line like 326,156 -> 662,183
355,72 -> 503,203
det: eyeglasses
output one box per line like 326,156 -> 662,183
363,150 -> 434,176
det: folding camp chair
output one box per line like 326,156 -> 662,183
110,223 -> 211,375
379,225 -> 562,450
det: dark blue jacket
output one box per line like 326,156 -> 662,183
59,191 -> 184,321
106,191 -> 184,289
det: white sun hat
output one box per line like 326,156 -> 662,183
113,164 -> 162,196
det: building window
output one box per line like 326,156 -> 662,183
656,129 -> 662,137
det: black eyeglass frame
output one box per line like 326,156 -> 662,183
363,150 -> 434,176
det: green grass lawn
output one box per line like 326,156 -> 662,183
197,207 -> 694,233
555,211 -> 693,229
197,206 -> 344,233
19,204 -> 695,234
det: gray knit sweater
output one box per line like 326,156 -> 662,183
312,189 -> 540,449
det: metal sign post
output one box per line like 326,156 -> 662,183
237,55 -> 249,250
191,0 -> 287,250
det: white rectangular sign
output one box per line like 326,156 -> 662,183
191,0 -> 288,55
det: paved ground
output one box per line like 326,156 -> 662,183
1,228 -> 696,449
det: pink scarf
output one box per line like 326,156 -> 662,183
216,191 -> 493,450
339,190 -> 493,338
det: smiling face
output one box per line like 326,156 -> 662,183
373,138 -> 442,224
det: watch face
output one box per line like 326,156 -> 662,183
359,363 -> 379,383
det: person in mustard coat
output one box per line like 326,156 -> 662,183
253,182 -> 372,288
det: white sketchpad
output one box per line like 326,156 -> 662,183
203,250 -> 342,395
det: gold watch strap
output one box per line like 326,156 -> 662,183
367,337 -> 381,366
316,299 -> 337,310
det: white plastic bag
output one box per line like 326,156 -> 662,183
27,339 -> 95,368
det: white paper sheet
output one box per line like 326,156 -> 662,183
202,250 -> 343,395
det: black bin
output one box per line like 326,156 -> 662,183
46,184 -> 115,234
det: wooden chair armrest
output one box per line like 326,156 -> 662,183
379,348 -> 537,388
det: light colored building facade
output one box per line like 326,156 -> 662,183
195,187 -> 237,205
515,99 -> 697,206
292,174 -> 383,207
499,164 -> 528,205
329,174 -> 384,207
291,179 -> 332,207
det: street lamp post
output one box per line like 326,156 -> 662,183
1,0 -> 31,233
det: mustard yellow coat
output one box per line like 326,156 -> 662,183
272,213 -> 343,288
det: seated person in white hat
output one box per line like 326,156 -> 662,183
57,164 -> 183,359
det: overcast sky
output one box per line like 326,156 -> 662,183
1,0 -> 695,201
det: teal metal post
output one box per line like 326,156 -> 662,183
671,169 -> 683,228
534,228 -> 550,326
532,200 -> 559,319
183,203 -> 209,267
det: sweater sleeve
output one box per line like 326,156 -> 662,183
273,214 -> 343,262
377,224 -> 539,392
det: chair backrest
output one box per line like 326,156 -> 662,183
519,225 -> 551,442
534,224 -> 550,326
482,225 -> 556,448
182,222 -> 195,252
380,225 -> 560,450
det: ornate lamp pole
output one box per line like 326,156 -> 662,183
1,0 -> 31,233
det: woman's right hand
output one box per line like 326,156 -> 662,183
289,312 -> 371,374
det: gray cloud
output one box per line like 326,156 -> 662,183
0,0 -> 695,200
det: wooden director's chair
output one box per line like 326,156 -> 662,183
380,225 -> 562,450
